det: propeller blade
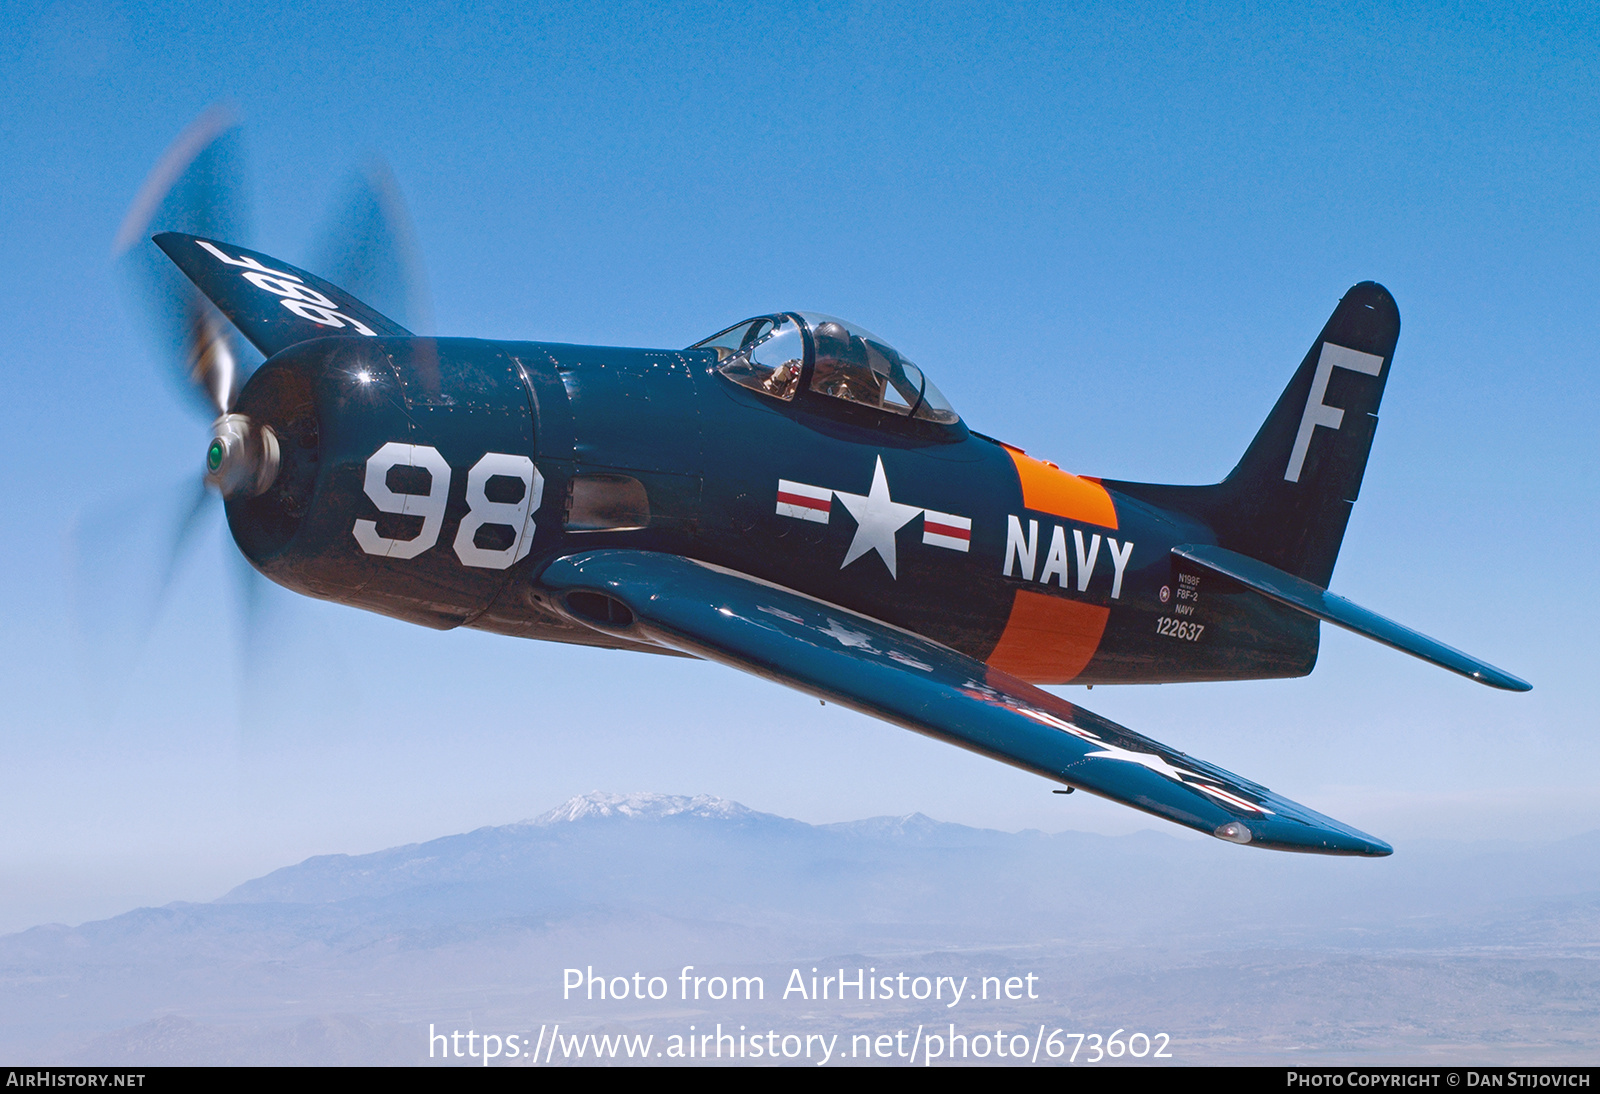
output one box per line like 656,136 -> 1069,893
112,103 -> 242,259
309,157 -> 434,336
229,548 -> 357,748
67,477 -> 217,708
157,476 -> 214,606
103,114 -> 400,740
115,104 -> 257,418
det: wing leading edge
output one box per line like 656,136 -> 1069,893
539,550 -> 1392,856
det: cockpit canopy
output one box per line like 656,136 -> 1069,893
689,313 -> 960,425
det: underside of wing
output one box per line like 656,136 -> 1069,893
539,549 -> 1392,856
154,233 -> 411,358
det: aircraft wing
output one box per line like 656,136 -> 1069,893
539,550 -> 1392,856
154,232 -> 411,357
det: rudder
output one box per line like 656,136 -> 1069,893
1220,282 -> 1399,585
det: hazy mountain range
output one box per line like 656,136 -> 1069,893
3,792 -> 1596,1065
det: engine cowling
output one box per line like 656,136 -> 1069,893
225,336 -> 542,629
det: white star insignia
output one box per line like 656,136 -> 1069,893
833,456 -> 922,579
820,618 -> 877,650
1082,742 -> 1198,782
1082,742 -> 1273,814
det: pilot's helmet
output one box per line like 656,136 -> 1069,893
811,322 -> 882,404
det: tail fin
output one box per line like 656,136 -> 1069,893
1109,282 -> 1400,587
154,233 -> 410,359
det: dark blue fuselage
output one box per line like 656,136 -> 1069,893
227,335 -> 1317,685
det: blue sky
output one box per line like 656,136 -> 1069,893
1,0 -> 1596,931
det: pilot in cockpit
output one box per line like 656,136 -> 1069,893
809,321 -> 885,408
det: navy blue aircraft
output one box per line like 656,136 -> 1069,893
149,229 -> 1527,858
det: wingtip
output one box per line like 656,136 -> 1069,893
1235,816 -> 1394,857
1313,834 -> 1393,858
1481,671 -> 1533,692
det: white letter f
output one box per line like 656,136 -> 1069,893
1284,342 -> 1384,483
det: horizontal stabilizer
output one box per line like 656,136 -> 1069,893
1173,543 -> 1530,692
154,233 -> 410,358
540,549 -> 1393,856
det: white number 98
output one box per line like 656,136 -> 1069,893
353,443 -> 543,570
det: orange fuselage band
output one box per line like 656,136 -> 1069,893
1004,447 -> 1118,529
987,448 -> 1119,682
986,590 -> 1111,684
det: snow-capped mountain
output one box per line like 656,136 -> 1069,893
529,791 -> 759,825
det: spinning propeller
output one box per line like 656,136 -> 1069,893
76,106 -> 429,723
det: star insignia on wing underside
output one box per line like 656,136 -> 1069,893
1082,741 -> 1198,782
1081,742 -> 1273,814
820,617 -> 877,650
974,690 -> 1274,815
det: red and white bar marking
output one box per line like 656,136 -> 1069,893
1189,781 -> 1273,815
776,479 -> 832,523
921,508 -> 972,552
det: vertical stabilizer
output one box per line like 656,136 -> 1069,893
1108,282 -> 1400,587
